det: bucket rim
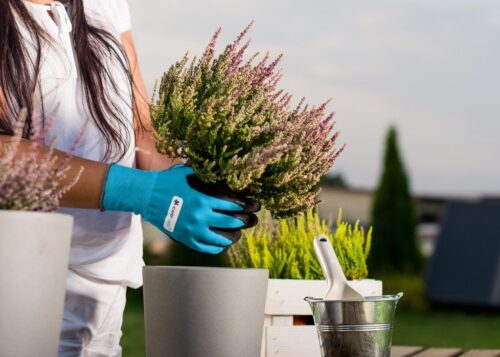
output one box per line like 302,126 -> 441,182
304,292 -> 403,303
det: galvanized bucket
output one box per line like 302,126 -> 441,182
305,293 -> 403,357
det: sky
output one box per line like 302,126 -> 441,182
128,0 -> 500,197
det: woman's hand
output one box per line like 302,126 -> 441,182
102,164 -> 258,254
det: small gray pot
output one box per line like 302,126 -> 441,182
143,266 -> 268,357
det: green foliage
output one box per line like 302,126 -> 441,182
370,127 -> 422,273
228,210 -> 372,280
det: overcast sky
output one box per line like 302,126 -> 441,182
128,0 -> 500,197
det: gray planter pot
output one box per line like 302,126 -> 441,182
0,211 -> 73,357
143,266 -> 269,357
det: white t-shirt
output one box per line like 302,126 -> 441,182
22,0 -> 144,288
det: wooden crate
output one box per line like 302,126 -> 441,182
261,279 -> 383,357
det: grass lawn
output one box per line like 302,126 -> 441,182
121,296 -> 500,356
393,310 -> 500,349
122,301 -> 146,357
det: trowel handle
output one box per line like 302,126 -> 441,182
313,235 -> 348,288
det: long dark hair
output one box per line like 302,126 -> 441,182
0,0 -> 138,160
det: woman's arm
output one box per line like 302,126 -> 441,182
0,134 -> 107,209
0,33 -> 177,209
120,31 -> 182,171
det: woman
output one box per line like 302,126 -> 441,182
0,1 -> 256,355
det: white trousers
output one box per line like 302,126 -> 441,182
58,269 -> 127,357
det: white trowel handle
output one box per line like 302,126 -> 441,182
313,235 -> 348,289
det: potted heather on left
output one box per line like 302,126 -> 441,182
0,111 -> 81,356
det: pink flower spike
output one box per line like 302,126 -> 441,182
228,39 -> 252,75
232,21 -> 254,48
202,27 -> 222,61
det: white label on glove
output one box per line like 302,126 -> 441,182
163,196 -> 183,232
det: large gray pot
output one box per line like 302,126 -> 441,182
0,211 -> 73,357
143,266 -> 269,357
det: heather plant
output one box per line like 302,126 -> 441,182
228,210 -> 372,280
151,23 -> 345,218
0,110 -> 82,211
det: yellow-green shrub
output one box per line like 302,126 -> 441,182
228,210 -> 372,280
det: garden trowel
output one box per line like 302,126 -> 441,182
313,235 -> 364,300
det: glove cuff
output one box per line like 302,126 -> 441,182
101,164 -> 154,214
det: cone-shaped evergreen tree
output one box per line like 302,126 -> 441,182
369,127 -> 422,274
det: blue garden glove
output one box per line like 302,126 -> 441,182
102,164 -> 248,254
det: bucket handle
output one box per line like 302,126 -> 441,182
394,292 -> 404,304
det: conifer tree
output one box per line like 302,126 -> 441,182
369,127 -> 422,273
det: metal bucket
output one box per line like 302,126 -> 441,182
305,293 -> 403,357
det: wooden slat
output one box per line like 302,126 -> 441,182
391,346 -> 425,357
265,279 -> 383,315
260,315 -> 272,357
460,350 -> 500,357
266,326 -> 321,357
271,315 -> 293,326
413,348 -> 463,357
